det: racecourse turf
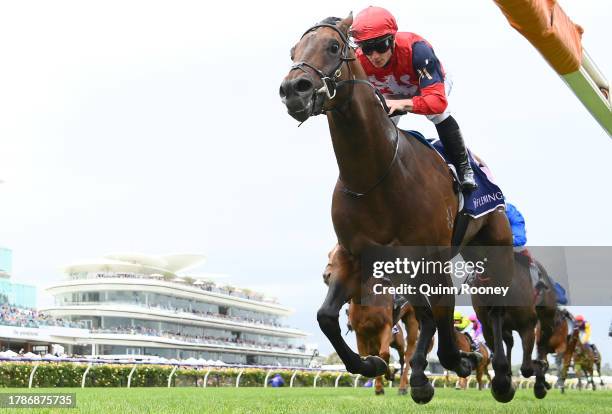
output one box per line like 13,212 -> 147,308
0,387 -> 610,414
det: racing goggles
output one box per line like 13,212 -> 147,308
359,36 -> 394,56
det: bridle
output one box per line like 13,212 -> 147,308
289,22 -> 399,198
290,23 -> 356,114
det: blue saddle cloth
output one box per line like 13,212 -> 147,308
401,129 -> 505,218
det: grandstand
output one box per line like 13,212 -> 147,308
38,253 -> 313,366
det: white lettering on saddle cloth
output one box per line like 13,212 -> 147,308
473,191 -> 504,209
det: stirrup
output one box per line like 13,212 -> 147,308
459,169 -> 478,192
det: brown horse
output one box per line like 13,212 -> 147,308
529,258 -> 568,398
281,14 -> 516,404
325,244 -> 431,395
475,251 -> 568,399
551,309 -> 579,393
455,331 -> 491,390
562,326 -> 605,391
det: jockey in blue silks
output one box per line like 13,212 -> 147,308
505,203 -> 526,247
505,202 -> 567,303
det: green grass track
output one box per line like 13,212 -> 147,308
0,387 -> 610,414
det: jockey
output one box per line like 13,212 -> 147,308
454,311 -> 477,351
574,315 -> 599,356
468,314 -> 485,347
505,203 -> 527,249
505,202 -> 548,292
350,6 -> 477,191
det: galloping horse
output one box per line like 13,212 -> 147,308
563,325 -> 605,391
553,309 -> 579,393
476,252 -> 558,399
573,340 -> 600,390
325,244 -> 432,395
281,14 -> 515,403
454,331 -> 491,390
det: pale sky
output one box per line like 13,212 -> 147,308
0,1 -> 610,365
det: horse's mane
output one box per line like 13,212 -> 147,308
319,17 -> 341,26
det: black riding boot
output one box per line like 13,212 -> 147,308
435,116 -> 477,192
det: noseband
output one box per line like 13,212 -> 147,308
289,22 -> 399,198
290,23 -> 355,115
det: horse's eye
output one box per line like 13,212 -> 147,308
329,43 -> 340,55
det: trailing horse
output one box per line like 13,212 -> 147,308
281,14 -> 515,403
454,331 -> 491,390
474,252 -> 558,399
563,325 -> 605,391
325,244 -> 433,395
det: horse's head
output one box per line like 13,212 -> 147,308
280,14 -> 354,122
323,244 -> 360,298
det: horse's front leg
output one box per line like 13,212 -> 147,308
409,304 -> 436,404
317,280 -> 387,377
488,307 -> 516,403
378,324 -> 392,381
399,311 -> 418,395
533,331 -> 552,399
519,325 -> 536,378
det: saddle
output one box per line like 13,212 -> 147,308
399,129 -> 505,248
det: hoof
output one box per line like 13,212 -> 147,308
455,357 -> 472,378
521,366 -> 534,378
410,381 -> 434,405
361,355 -> 388,378
375,388 -> 385,396
534,383 -> 547,399
544,381 -> 552,390
398,388 -> 408,396
456,351 -> 482,377
491,375 -> 515,403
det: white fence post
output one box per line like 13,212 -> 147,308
127,365 -> 137,388
28,364 -> 39,389
334,373 -> 343,388
353,374 -> 361,388
203,368 -> 212,388
81,363 -> 93,389
167,366 -> 178,388
289,370 -> 298,388
313,371 -> 321,388
235,369 -> 244,388
264,369 -> 273,388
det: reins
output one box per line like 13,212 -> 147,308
289,23 -> 400,197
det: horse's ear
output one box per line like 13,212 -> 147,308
338,12 -> 353,37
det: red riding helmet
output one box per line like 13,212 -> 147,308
575,314 -> 584,322
350,6 -> 398,42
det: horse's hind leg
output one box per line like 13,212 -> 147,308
409,304 -> 436,404
597,361 -> 604,386
489,307 -> 516,403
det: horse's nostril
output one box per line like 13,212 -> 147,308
295,78 -> 313,93
279,85 -> 287,98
